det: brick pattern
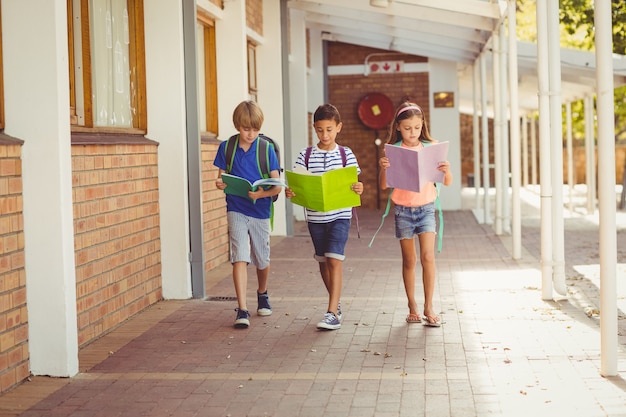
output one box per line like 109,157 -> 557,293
72,143 -> 162,347
327,43 -> 430,209
201,141 -> 228,273
0,143 -> 29,394
246,0 -> 263,36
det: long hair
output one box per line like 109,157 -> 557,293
386,101 -> 433,145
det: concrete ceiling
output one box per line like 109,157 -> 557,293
287,0 -> 626,115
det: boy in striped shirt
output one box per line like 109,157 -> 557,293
285,104 -> 363,330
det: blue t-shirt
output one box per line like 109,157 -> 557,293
213,137 -> 280,219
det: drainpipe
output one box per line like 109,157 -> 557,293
182,0 -> 206,297
280,0 -> 294,236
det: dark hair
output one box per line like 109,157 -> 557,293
232,100 -> 264,130
386,101 -> 433,145
313,104 -> 342,124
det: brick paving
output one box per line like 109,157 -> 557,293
1,188 -> 625,417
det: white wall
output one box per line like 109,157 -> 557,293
257,0 -> 287,236
3,0 -> 78,377
429,59 -> 462,210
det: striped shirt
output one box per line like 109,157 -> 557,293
293,144 -> 361,223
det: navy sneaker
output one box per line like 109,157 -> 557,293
257,291 -> 272,316
316,312 -> 341,330
234,308 -> 250,328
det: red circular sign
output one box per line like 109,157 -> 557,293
357,93 -> 394,130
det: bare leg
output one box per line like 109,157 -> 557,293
417,232 -> 439,324
233,261 -> 248,310
256,266 -> 269,294
326,258 -> 342,316
399,238 -> 419,317
318,261 -> 331,293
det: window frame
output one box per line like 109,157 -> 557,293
197,10 -> 218,136
247,41 -> 258,102
68,0 -> 147,133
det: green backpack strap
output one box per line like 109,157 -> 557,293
368,188 -> 393,248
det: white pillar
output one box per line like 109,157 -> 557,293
3,0 -> 78,376
499,24 -> 510,235
594,0 -> 618,378
531,114 -> 538,185
492,32 -> 503,234
522,115 -> 529,187
547,0 -> 566,295
536,0 -> 553,299
258,0 -> 287,236
480,54 -> 491,224
144,0 -> 193,299
288,9 -> 309,221
473,60 -> 482,210
508,0 -> 521,259
584,95 -> 596,214
566,102 -> 574,213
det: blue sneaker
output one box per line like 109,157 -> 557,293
257,291 -> 272,316
316,312 -> 341,330
234,308 -> 250,328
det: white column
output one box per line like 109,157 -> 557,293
492,32 -> 503,234
480,54 -> 491,224
566,102 -> 574,213
499,24 -> 510,235
522,115 -> 529,187
288,9 -> 309,221
536,0 -> 553,299
429,60 -> 461,210
258,0 -> 287,236
472,60 -> 482,210
508,0 -> 521,259
594,0 -> 618,377
3,0 -> 78,376
530,114 -> 538,185
144,0 -> 193,299
547,0 -> 566,295
584,95 -> 596,214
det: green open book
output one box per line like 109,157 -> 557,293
285,166 -> 361,212
221,173 -> 287,201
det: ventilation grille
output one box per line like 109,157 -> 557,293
206,296 -> 237,302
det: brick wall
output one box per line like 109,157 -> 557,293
246,0 -> 263,35
327,43 -> 429,210
0,139 -> 29,394
72,143 -> 162,347
201,140 -> 228,272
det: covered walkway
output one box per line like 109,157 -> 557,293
0,188 -> 625,417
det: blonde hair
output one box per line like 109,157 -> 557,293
232,100 -> 264,130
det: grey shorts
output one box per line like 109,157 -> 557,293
227,211 -> 271,269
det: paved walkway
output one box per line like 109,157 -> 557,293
1,187 -> 626,417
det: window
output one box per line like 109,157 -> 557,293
247,41 -> 257,102
197,11 -> 218,136
68,0 -> 146,131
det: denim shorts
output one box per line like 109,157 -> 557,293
307,219 -> 351,262
227,211 -> 271,269
394,203 -> 436,239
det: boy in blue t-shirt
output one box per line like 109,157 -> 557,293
214,101 -> 281,328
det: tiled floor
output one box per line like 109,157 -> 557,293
1,187 -> 625,417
